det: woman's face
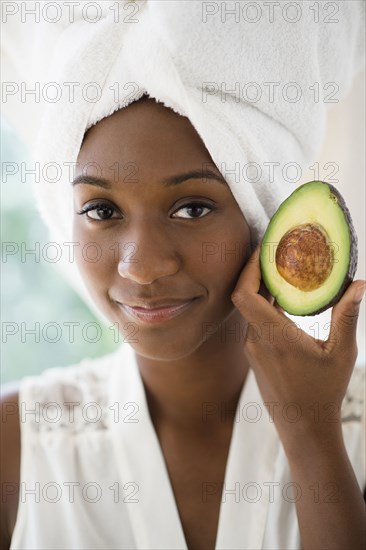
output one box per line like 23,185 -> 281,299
73,96 -> 252,360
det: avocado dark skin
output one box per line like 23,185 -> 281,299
309,183 -> 358,316
261,182 -> 358,317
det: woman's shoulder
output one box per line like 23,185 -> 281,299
0,343 -> 122,467
0,383 -> 21,547
14,344 -> 126,435
0,344 -> 127,546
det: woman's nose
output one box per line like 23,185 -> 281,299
116,229 -> 180,284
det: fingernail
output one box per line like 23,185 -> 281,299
353,282 -> 366,304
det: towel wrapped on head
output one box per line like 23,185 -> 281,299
32,0 -> 365,313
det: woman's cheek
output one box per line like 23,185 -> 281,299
200,237 -> 250,275
73,225 -> 110,287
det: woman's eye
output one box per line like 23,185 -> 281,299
76,201 -> 214,221
172,203 -> 213,219
77,203 -> 119,221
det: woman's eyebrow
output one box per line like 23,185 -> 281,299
162,169 -> 226,186
71,169 -> 226,188
71,175 -> 112,189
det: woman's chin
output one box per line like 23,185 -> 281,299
121,332 -> 205,362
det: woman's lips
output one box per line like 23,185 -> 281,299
119,298 -> 198,324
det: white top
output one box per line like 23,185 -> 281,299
10,343 -> 365,549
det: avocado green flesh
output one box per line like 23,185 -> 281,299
260,181 -> 351,316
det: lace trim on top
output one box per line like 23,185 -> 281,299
20,356 -> 115,434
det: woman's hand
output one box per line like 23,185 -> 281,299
231,243 -> 366,455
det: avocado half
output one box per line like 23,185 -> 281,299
260,181 -> 358,316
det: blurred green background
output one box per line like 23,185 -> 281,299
1,115 -> 119,384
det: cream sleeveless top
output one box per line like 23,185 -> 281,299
10,343 -> 365,549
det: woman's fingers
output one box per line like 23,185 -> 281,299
326,280 -> 366,355
232,244 -> 262,296
231,243 -> 287,327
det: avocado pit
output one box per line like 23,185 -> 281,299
275,223 -> 333,292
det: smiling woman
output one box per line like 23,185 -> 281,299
1,2 -> 366,550
68,97 -> 254,549
3,92 -> 366,550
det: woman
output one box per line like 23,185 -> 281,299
2,1 -> 366,548
2,92 -> 365,550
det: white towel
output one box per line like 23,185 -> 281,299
30,0 -> 364,314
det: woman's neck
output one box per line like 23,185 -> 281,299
135,309 -> 250,436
